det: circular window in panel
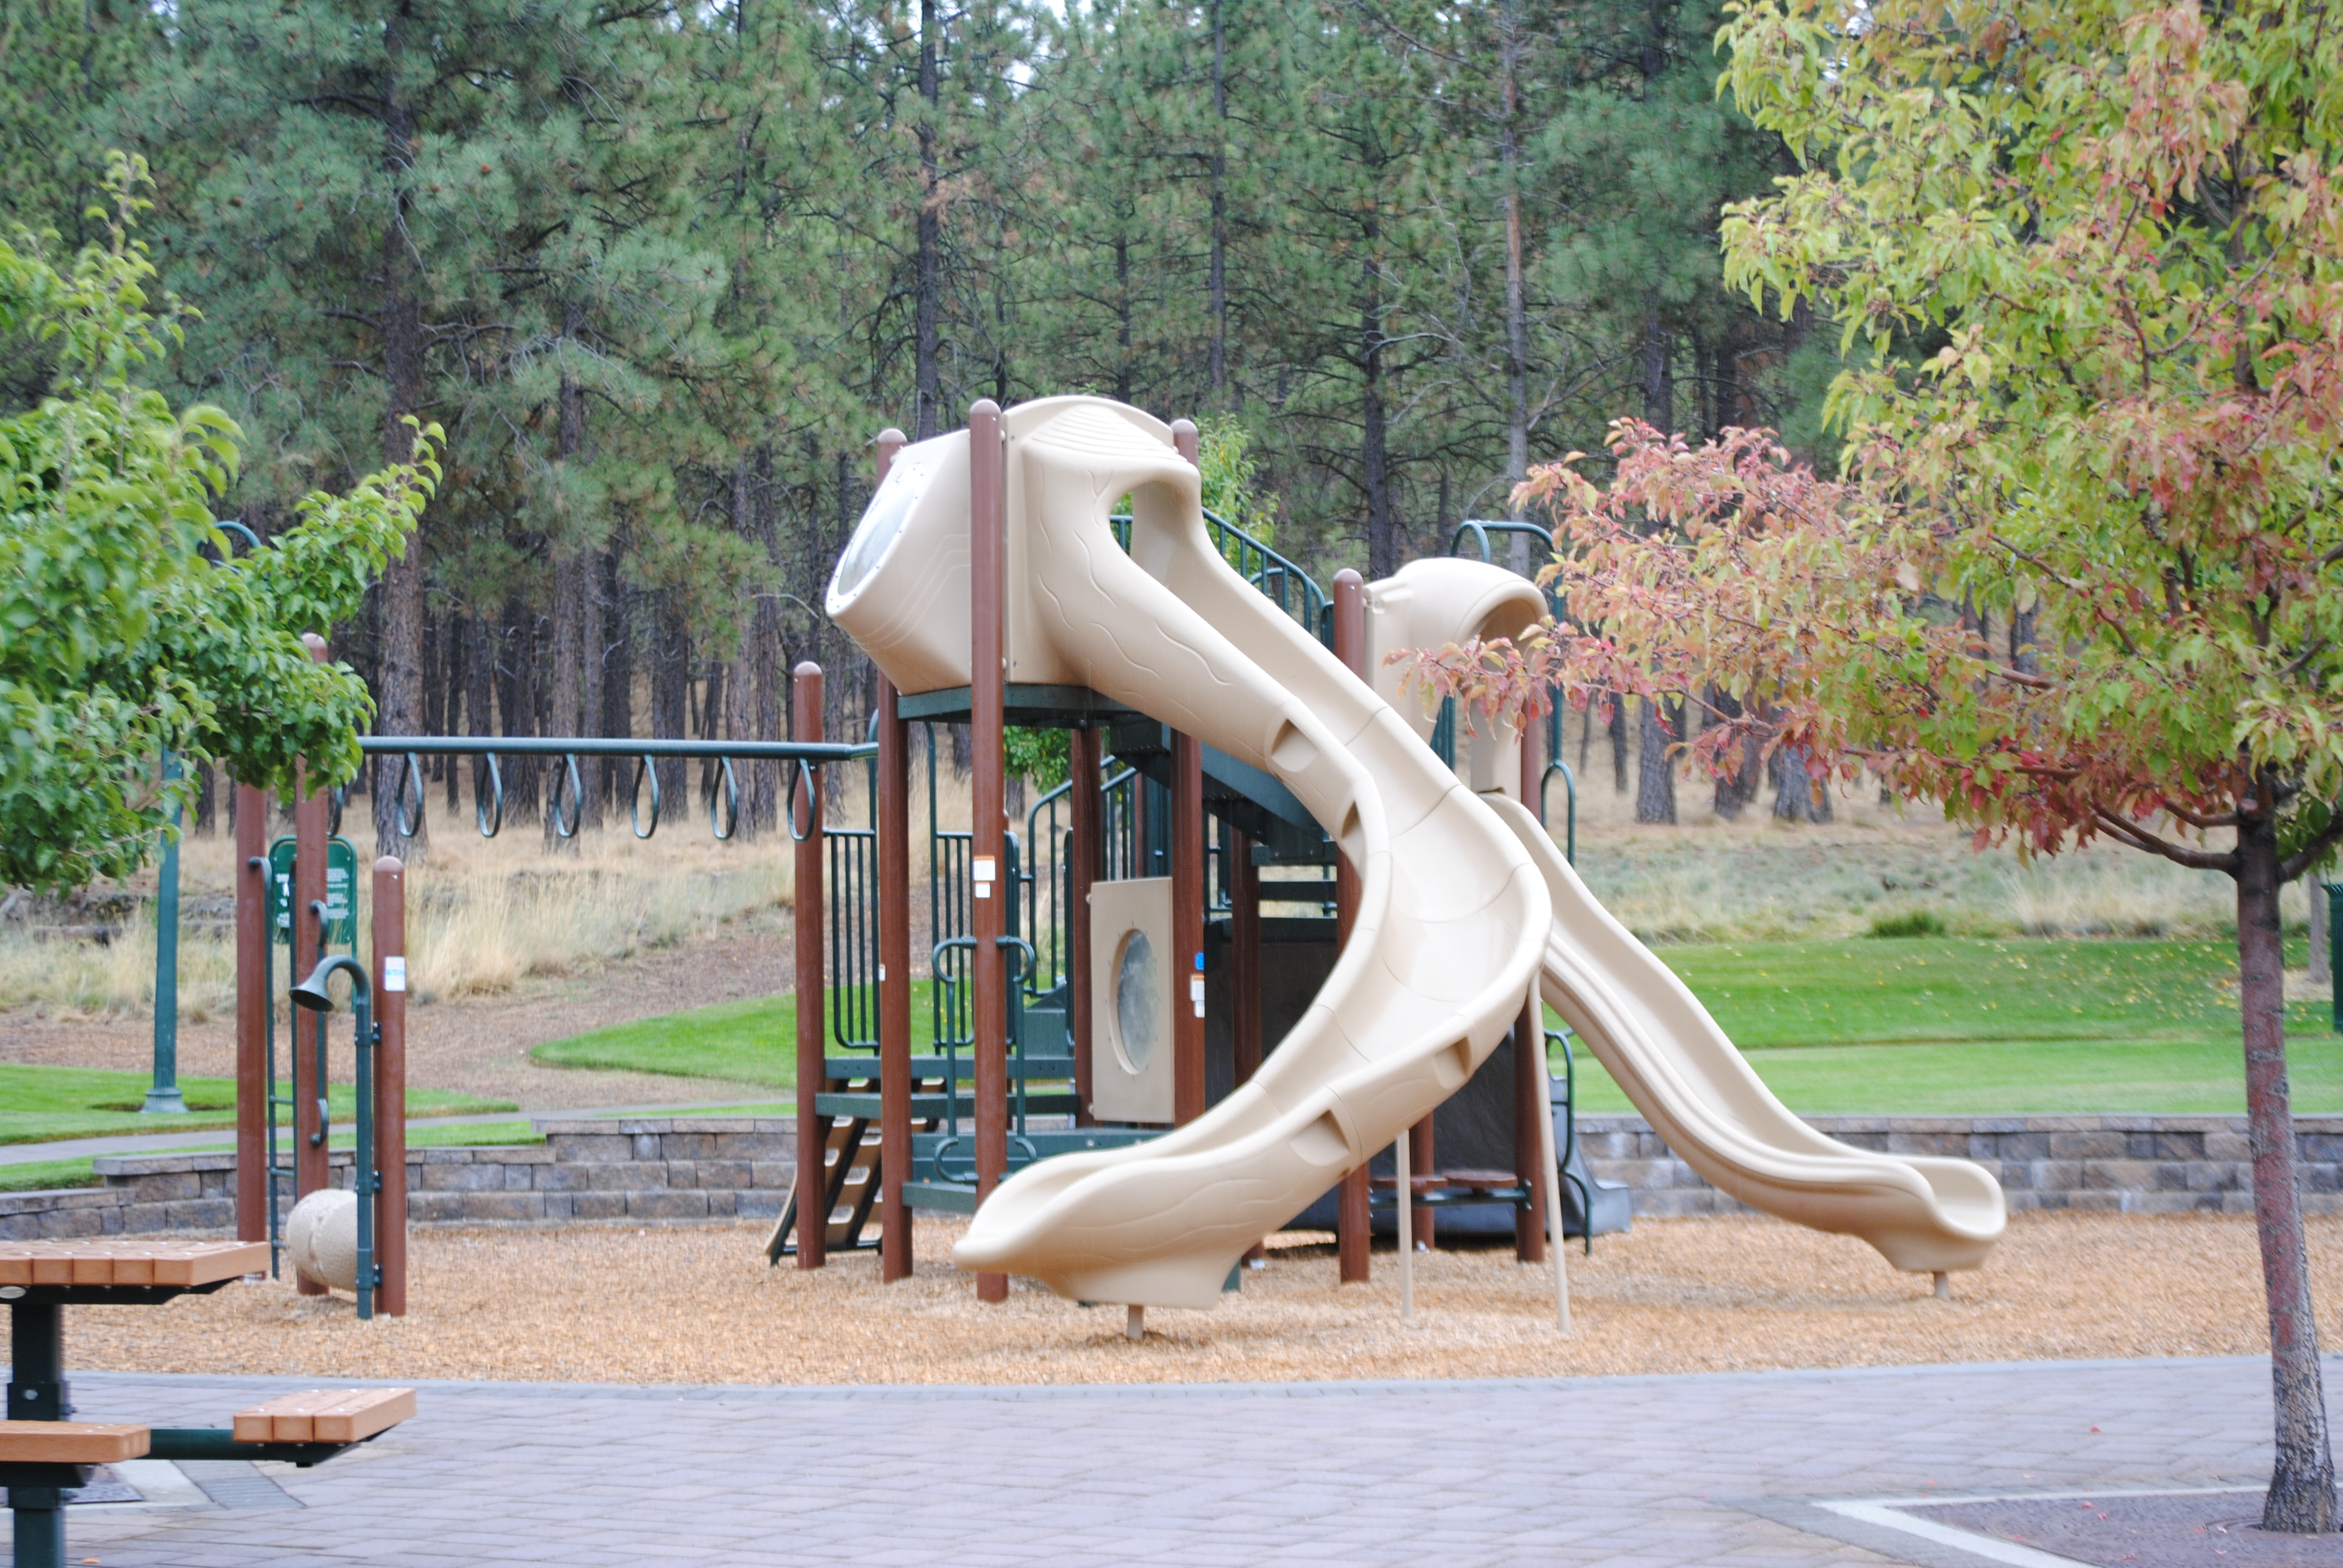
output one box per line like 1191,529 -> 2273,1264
1110,928 -> 1159,1077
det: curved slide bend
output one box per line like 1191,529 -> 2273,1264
1482,794 -> 2006,1273
828,396 -> 1549,1310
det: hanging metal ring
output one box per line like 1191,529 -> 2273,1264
785,758 -> 819,843
710,756 -> 739,841
395,751 -> 427,840
474,753 -> 506,838
630,753 -> 661,840
550,753 -> 584,840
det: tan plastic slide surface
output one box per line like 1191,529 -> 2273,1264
1483,792 -> 2005,1272
829,397 -> 1548,1308
827,394 -> 2002,1303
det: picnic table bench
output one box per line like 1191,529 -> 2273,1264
0,1241 -> 414,1567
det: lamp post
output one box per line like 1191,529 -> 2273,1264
288,956 -> 378,1321
142,756 -> 189,1114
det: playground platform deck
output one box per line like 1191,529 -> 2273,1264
40,1354 -> 2327,1567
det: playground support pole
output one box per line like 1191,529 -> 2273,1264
1069,727 -> 1102,1128
372,857 -> 407,1316
144,755 -> 189,1114
793,662 -> 828,1271
292,633 -> 330,1295
1171,730 -> 1206,1125
874,428 -> 913,1282
1167,419 -> 1207,1128
1535,992 -> 1571,1335
235,783 -> 269,1243
1513,996 -> 1548,1263
1515,723 -> 1547,1264
291,764 -> 328,1295
1396,1132 -> 1414,1324
969,398 -> 1009,1305
1232,827 -> 1265,1265
1332,569 -> 1371,1284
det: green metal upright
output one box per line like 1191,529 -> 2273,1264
143,755 -> 189,1114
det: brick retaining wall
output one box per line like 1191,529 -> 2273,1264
0,1114 -> 2333,1240
0,1119 -> 801,1241
1578,1114 -> 2343,1217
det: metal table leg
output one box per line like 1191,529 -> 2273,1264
8,1298 -> 71,1568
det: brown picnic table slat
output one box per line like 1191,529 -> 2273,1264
0,1240 -> 269,1289
232,1387 -> 416,1445
0,1421 -> 149,1464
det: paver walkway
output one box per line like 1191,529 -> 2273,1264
36,1355 -> 2322,1567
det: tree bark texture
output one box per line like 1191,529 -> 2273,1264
1635,696 -> 1676,825
1361,229 -> 1396,580
914,0 -> 942,440
2239,794 -> 2339,1533
372,6 -> 428,860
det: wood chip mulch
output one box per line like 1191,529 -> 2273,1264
32,1210 -> 2338,1388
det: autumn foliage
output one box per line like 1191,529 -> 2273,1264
1397,0 -> 2343,1527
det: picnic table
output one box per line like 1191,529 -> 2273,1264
0,1241 -> 412,1568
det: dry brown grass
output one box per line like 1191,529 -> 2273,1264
48,1210 -> 2333,1387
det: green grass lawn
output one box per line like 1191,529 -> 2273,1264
525,938 -> 2343,1116
0,1065 -> 513,1146
530,981 -> 939,1088
1555,936 -> 2342,1115
0,1119 -> 548,1195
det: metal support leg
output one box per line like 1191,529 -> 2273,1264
9,1299 -> 70,1568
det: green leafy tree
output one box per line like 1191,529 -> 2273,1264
0,158 -> 436,891
1407,0 -> 2343,1527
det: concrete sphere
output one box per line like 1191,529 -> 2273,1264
286,1187 -> 359,1292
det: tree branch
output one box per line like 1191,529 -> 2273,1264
2092,805 -> 2237,872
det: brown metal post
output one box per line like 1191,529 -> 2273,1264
291,638 -> 330,1295
372,857 -> 408,1315
1171,731 -> 1207,1123
874,426 -> 914,1283
968,399 -> 1009,1304
290,766 -> 328,1293
234,783 -> 269,1244
1230,829 -> 1261,1088
793,662 -> 828,1270
1167,416 -> 1210,1125
1332,569 -> 1371,1282
1409,1116 -> 1436,1251
1514,992 -> 1548,1263
1068,727 -> 1103,1126
1231,826 -> 1265,1264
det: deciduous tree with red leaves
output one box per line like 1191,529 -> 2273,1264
1402,0 -> 2343,1527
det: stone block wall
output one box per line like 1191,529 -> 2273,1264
0,1118 -> 802,1240
1,1113 -> 2335,1239
1576,1114 -> 2343,1217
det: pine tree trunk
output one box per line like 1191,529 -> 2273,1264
1770,744 -> 1833,823
578,543 -> 606,829
1360,229 -> 1395,580
1606,695 -> 1628,793
600,553 -> 632,800
1635,697 -> 1676,825
2239,794 -> 2340,1532
1708,685 -> 1756,819
372,13 -> 428,860
545,554 -> 585,849
1207,0 -> 1228,405
1500,0 -> 1527,548
723,456 -> 763,841
914,0 -> 942,440
653,594 -> 690,809
500,598 -> 540,822
545,315 -> 589,848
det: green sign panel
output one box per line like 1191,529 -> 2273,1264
267,835 -> 358,949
